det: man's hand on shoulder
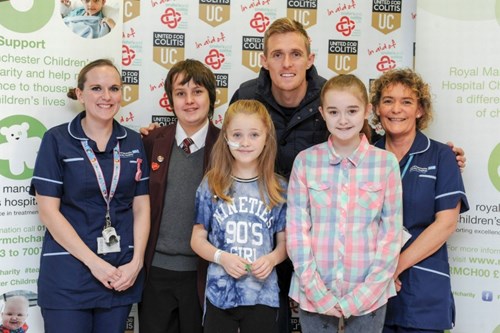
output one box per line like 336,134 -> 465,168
140,123 -> 160,137
447,141 -> 466,172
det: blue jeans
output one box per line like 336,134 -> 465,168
299,304 -> 387,333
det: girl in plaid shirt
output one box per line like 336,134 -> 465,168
286,74 -> 403,333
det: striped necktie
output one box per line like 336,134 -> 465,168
181,137 -> 194,154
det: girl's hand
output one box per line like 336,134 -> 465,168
219,252 -> 251,279
325,304 -> 343,318
251,254 -> 275,280
112,259 -> 143,292
87,259 -> 122,289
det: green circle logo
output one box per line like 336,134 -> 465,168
0,0 -> 54,33
488,143 -> 500,191
0,115 -> 46,180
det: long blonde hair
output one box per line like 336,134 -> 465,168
206,100 -> 285,208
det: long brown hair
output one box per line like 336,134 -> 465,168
206,100 -> 285,208
320,74 -> 372,142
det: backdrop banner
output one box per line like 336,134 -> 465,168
416,1 -> 500,332
0,1 -> 419,332
0,0 -> 122,331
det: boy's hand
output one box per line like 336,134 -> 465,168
140,123 -> 160,137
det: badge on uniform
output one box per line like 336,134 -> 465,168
97,213 -> 121,254
97,235 -> 121,254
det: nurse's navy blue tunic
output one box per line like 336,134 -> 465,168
30,111 -> 149,309
376,131 -> 469,330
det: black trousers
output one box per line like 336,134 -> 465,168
204,299 -> 278,333
277,258 -> 294,333
138,267 -> 203,333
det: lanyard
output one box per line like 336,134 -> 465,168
81,140 -> 120,228
400,154 -> 414,179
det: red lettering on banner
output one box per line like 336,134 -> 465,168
367,39 -> 397,56
150,0 -> 172,8
240,0 -> 271,13
214,114 -> 224,125
120,112 -> 135,123
122,27 -> 137,39
327,0 -> 357,15
149,79 -> 165,92
194,32 -> 227,49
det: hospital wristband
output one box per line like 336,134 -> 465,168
214,249 -> 223,264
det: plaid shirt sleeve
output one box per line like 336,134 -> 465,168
286,151 -> 339,314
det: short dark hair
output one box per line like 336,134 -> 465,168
164,59 -> 216,119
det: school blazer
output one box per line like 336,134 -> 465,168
142,121 -> 220,304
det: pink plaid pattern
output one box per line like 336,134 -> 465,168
286,135 -> 403,317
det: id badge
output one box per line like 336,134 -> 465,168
97,236 -> 121,254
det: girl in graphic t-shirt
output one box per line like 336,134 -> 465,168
191,99 -> 287,333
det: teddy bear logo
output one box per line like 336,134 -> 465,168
0,122 -> 41,176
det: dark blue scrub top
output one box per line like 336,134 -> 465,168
30,111 -> 149,309
375,131 -> 469,330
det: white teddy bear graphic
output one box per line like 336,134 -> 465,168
0,122 -> 41,175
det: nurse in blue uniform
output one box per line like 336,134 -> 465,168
30,59 -> 150,333
369,68 -> 469,333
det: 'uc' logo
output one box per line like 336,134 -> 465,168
0,0 -> 54,33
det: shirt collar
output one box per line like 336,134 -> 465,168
374,130 -> 430,157
175,119 -> 209,153
67,111 -> 127,151
407,130 -> 431,156
327,134 -> 370,167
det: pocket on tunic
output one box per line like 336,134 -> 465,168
40,248 -> 86,292
407,257 -> 455,327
